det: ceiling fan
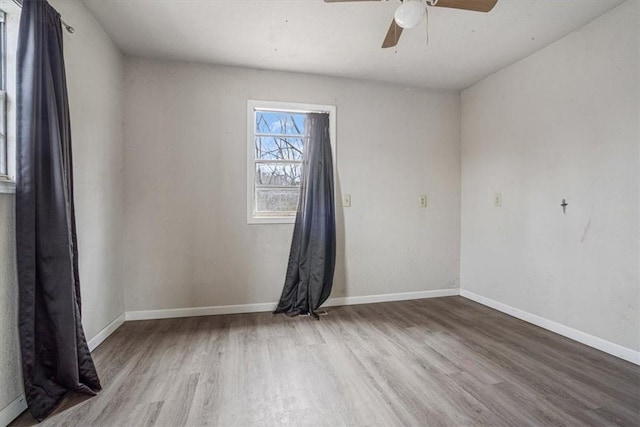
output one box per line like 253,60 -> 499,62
324,0 -> 498,48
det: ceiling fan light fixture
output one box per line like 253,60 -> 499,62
394,0 -> 425,29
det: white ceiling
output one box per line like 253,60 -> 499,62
80,0 -> 625,90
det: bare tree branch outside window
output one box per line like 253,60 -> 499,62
254,111 -> 308,213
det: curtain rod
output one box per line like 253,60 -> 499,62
12,0 -> 75,33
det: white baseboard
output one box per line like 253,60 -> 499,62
0,394 -> 26,427
87,313 -> 126,352
126,302 -> 276,321
460,289 -> 640,365
125,288 -> 460,321
323,288 -> 459,307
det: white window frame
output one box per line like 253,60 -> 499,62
0,1 -> 18,194
247,100 -> 336,224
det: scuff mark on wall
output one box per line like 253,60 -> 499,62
581,217 -> 592,243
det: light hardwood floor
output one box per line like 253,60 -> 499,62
10,297 -> 640,426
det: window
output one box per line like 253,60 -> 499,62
0,10 -> 8,181
0,0 -> 18,193
247,100 -> 336,224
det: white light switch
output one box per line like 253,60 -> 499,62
343,194 -> 351,207
494,193 -> 502,207
419,195 -> 427,207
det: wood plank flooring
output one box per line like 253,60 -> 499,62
10,297 -> 640,426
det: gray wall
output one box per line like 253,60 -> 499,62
460,0 -> 639,352
123,59 -> 462,311
0,0 -> 125,416
0,195 -> 20,417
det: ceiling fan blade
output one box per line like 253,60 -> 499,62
381,19 -> 403,48
430,0 -> 498,12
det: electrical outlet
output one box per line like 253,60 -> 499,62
343,194 -> 351,207
494,193 -> 502,207
419,195 -> 427,207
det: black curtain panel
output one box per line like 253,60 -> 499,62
274,113 -> 336,319
16,0 -> 101,421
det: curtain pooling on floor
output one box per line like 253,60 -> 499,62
274,113 -> 336,319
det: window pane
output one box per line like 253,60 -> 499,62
255,136 -> 304,160
256,163 -> 302,186
0,17 -> 5,92
256,188 -> 299,213
0,92 -> 5,176
0,18 -> 5,176
256,111 -> 305,135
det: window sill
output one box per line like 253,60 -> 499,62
248,216 -> 295,225
0,178 -> 15,194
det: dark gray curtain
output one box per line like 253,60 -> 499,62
274,113 -> 336,319
16,0 -> 101,421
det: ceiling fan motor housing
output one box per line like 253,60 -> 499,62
394,0 -> 426,29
